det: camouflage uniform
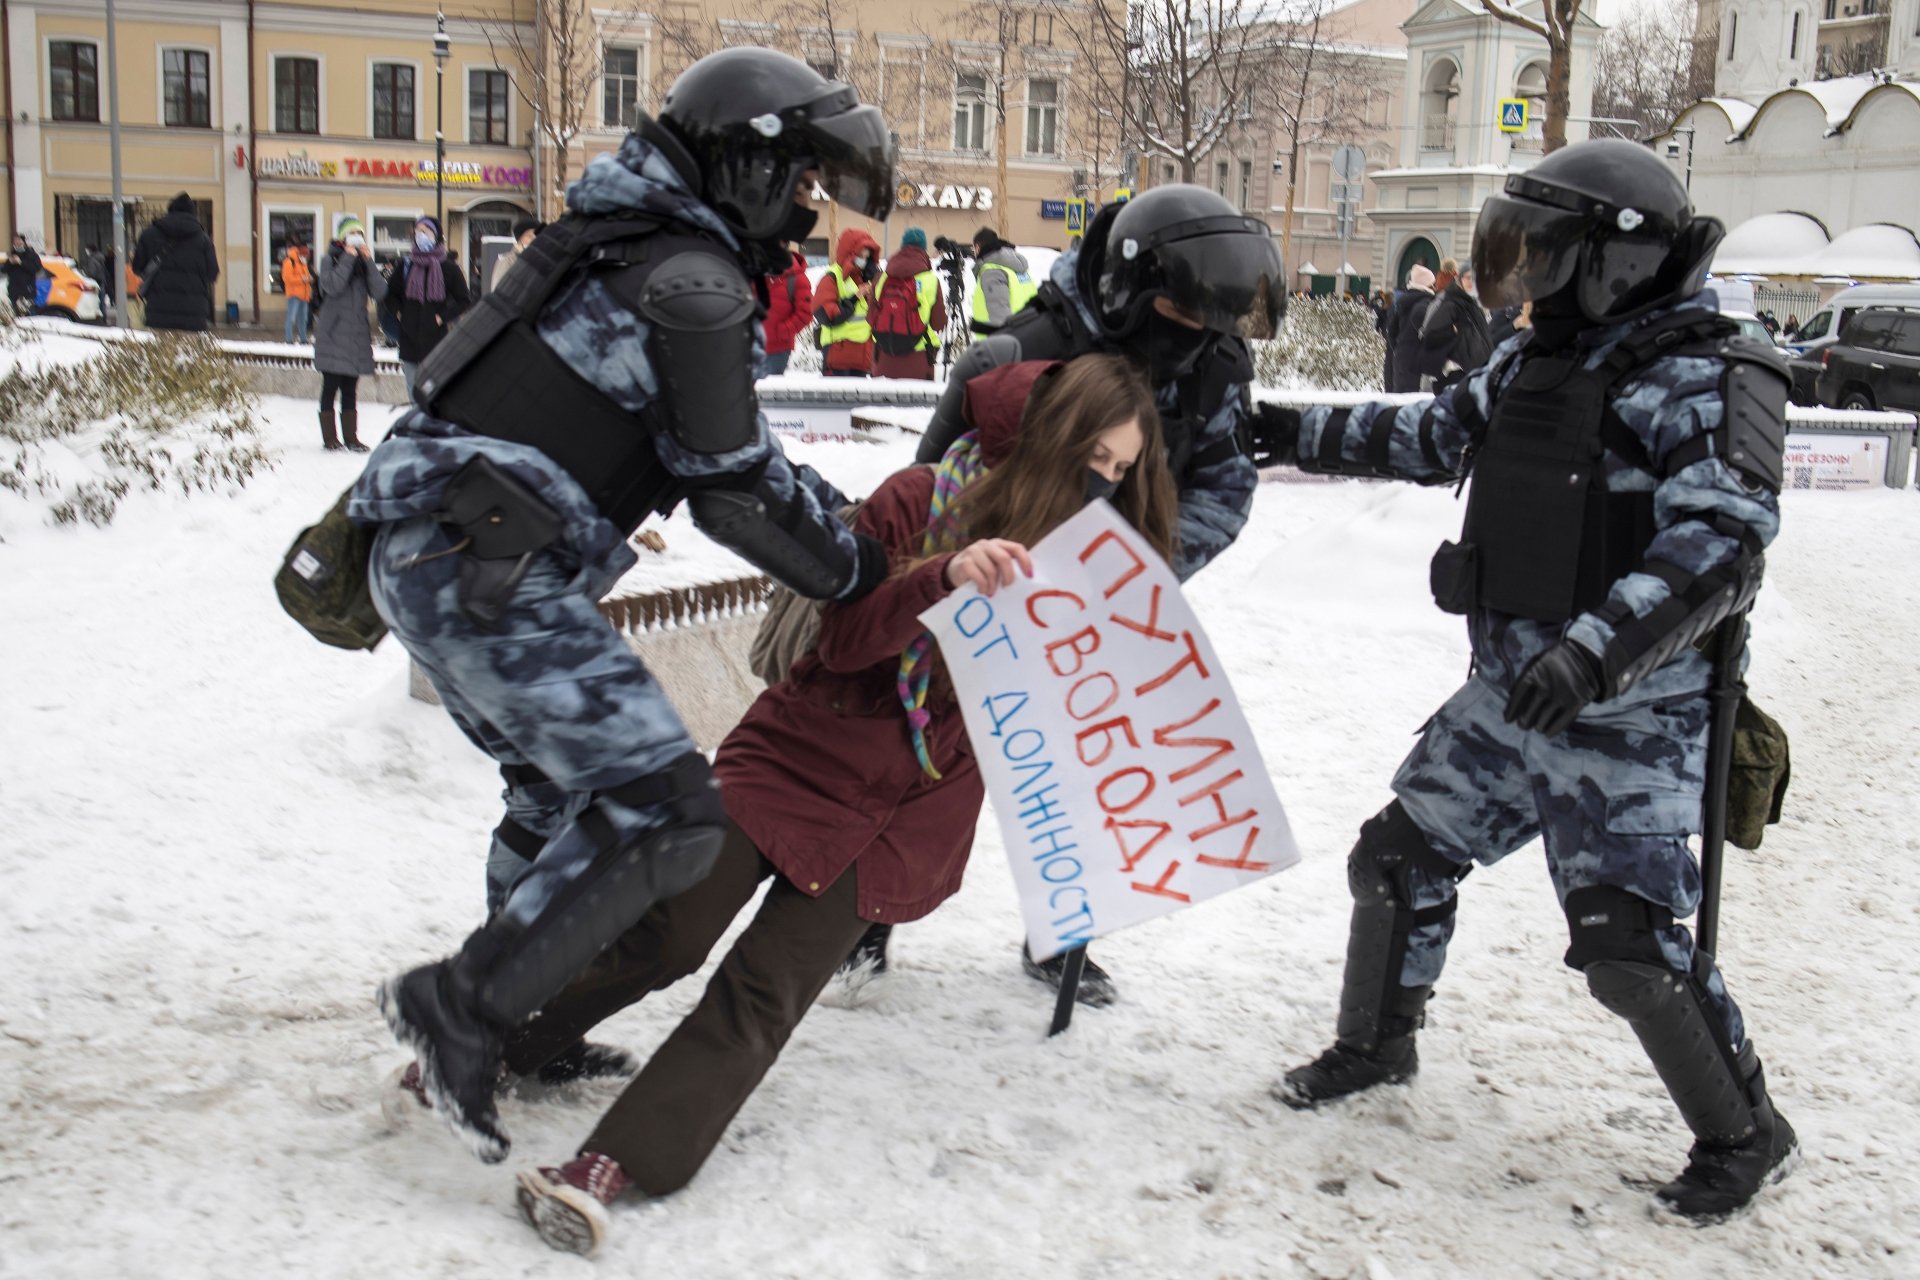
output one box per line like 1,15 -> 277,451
350,133 -> 864,925
1298,289 -> 1780,1048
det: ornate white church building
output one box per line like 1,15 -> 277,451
1658,0 -> 1920,287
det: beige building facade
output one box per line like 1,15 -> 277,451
9,0 -> 537,323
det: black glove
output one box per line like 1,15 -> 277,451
1503,640 -> 1604,736
1244,402 -> 1302,469
842,532 -> 891,601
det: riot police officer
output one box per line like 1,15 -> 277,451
1251,140 -> 1796,1220
355,48 -> 897,1162
845,185 -> 1285,1004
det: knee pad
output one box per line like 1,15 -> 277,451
1346,800 -> 1465,909
1562,884 -> 1674,974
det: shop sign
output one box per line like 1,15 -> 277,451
894,180 -> 996,211
1040,199 -> 1066,220
257,151 -> 531,190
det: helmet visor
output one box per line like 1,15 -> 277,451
804,101 -> 897,224
1149,230 -> 1286,340
1471,194 -> 1586,310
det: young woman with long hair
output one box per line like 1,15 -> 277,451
499,352 -> 1177,1254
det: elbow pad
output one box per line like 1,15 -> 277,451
1595,517 -> 1764,698
687,467 -> 881,601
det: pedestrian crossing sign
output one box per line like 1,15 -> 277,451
1498,99 -> 1529,133
1065,199 -> 1087,233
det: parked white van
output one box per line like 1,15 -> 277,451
1785,284 -> 1920,356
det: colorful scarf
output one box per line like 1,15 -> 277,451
896,432 -> 990,780
405,243 -> 448,303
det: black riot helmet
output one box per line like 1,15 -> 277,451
657,48 -> 897,242
1472,139 -> 1724,325
1088,185 -> 1285,342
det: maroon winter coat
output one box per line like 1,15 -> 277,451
763,251 -> 812,356
712,359 -> 1054,923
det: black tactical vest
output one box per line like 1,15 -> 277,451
1434,312 -> 1749,625
413,214 -> 739,535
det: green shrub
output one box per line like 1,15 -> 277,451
0,331 -> 268,527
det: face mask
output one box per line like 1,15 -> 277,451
415,232 -> 436,253
778,202 -> 819,247
1527,287 -> 1587,350
345,233 -> 366,249
1140,311 -> 1216,383
1083,468 -> 1121,506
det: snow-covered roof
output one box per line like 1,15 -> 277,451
1297,261 -> 1321,274
1711,212 -> 1920,280
1698,97 -> 1758,136
1806,225 -> 1920,281
1711,212 -> 1830,276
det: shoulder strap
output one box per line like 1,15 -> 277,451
1597,312 -> 1746,471
491,213 -> 665,322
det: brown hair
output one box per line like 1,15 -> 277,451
953,353 -> 1178,565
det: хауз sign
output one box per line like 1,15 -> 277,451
920,501 -> 1299,962
256,153 -> 532,190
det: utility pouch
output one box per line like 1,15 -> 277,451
438,454 -> 565,628
1429,539 -> 1479,616
1726,695 -> 1790,849
274,485 -> 388,651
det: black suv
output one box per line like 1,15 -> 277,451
1814,308 -> 1920,412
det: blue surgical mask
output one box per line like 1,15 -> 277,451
414,232 -> 435,253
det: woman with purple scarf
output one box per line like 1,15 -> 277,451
381,215 -> 472,400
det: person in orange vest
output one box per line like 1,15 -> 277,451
282,235 -> 315,344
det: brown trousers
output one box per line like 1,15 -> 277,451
501,820 -> 869,1196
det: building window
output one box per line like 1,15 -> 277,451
1029,12 -> 1054,43
267,210 -> 318,295
954,72 -> 989,151
1512,62 -> 1548,152
1024,78 -> 1058,156
163,49 -> 212,128
275,57 -> 320,134
469,69 -> 509,144
806,55 -> 838,80
1728,13 -> 1738,61
603,47 -> 640,130
1215,159 -> 1229,196
1790,12 -> 1802,58
371,214 -> 421,268
373,63 -> 416,141
1824,0 -> 1835,17
1421,61 -> 1459,151
1239,159 -> 1252,210
50,40 -> 100,122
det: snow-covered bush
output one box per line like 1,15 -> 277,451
783,322 -> 823,375
0,325 -> 267,527
1254,296 -> 1386,392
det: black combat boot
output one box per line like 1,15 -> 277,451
379,931 -> 512,1163
1277,983 -> 1429,1108
1655,1050 -> 1797,1222
319,409 -> 342,451
838,921 -> 893,980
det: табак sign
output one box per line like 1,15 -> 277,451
919,502 -> 1299,961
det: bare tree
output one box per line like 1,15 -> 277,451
1067,0 -> 1273,184
1474,0 -> 1583,152
1251,2 -> 1394,280
917,1 -> 1045,239
480,1 -> 642,218
647,2 -> 718,112
1594,0 -> 1711,137
747,0 -> 880,94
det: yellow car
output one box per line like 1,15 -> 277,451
0,255 -> 105,323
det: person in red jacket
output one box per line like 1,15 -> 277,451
508,353 -> 1177,1255
812,226 -> 881,376
871,227 -> 949,381
761,245 -> 812,376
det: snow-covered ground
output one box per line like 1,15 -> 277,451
3,387 -> 1918,1279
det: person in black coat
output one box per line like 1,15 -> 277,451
1416,268 -> 1493,389
5,234 -> 42,316
380,214 -> 471,399
132,193 -> 220,333
1385,265 -> 1436,393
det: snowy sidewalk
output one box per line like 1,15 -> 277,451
0,396 -> 1915,1278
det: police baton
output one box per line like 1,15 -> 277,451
1696,610 -> 1750,958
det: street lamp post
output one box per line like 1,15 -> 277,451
434,10 -> 450,229
1665,126 -> 1697,193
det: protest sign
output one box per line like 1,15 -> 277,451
919,501 -> 1299,961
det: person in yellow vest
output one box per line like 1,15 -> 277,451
812,226 -> 881,377
872,228 -> 949,381
969,225 -> 1037,335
